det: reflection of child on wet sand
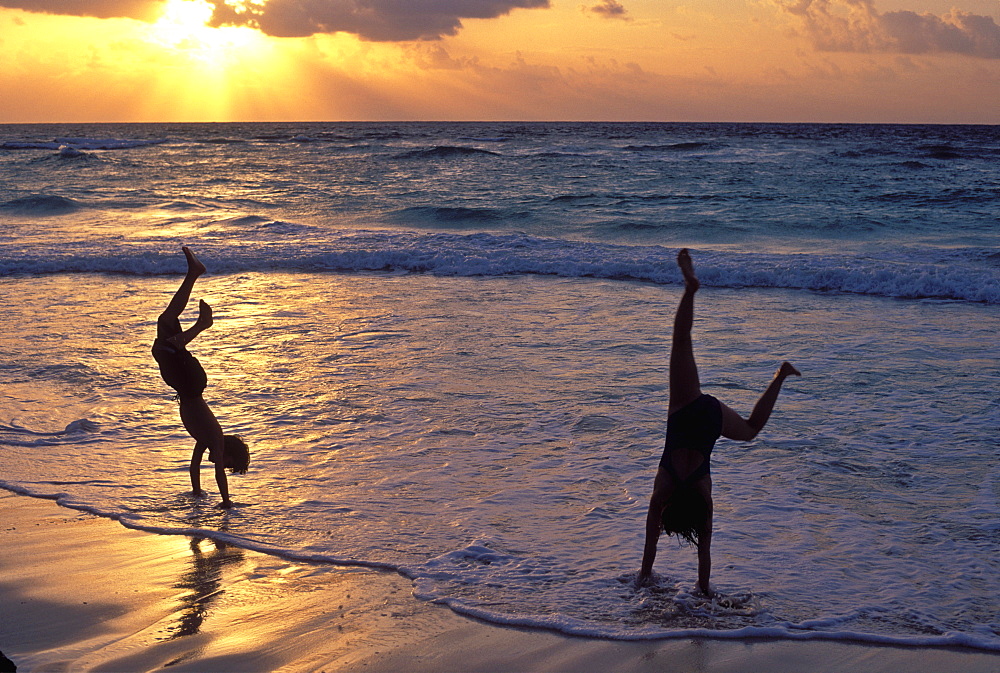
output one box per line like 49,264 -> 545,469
639,249 -> 800,595
152,246 -> 248,508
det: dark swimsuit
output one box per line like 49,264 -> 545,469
659,393 -> 723,487
656,394 -> 724,544
151,316 -> 207,400
151,315 -> 230,466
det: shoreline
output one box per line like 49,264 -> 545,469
3,493 -> 999,672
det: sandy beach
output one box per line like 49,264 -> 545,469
0,492 -> 996,673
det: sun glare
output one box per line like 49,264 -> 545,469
136,0 -> 295,119
149,0 -> 256,56
153,0 -> 213,45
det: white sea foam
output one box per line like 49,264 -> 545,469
57,145 -> 86,158
0,228 -> 996,303
1,137 -> 166,151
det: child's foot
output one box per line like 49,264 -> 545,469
778,361 -> 801,378
677,248 -> 699,292
183,246 -> 206,277
196,299 -> 214,330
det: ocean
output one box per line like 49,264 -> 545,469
1,122 -> 998,649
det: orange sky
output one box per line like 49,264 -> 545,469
1,0 -> 998,123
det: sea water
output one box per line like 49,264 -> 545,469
1,122 -> 998,648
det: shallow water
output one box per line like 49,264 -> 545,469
2,270 -> 998,646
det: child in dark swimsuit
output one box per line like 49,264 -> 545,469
638,249 -> 800,594
152,247 -> 249,508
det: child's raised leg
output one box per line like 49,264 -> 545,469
669,248 -> 703,413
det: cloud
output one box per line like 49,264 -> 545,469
0,0 -> 163,21
778,0 -> 1000,59
206,0 -> 551,41
881,8 -> 1000,58
0,0 -> 552,40
583,0 -> 628,20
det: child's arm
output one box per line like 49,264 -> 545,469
215,462 -> 232,508
189,443 -> 207,495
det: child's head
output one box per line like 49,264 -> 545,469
223,434 -> 250,474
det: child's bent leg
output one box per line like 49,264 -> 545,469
177,300 -> 214,346
721,362 -> 801,441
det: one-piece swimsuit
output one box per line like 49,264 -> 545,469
658,393 -> 723,487
151,316 -> 207,400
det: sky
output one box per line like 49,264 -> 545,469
1,0 -> 998,123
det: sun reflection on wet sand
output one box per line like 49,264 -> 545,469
163,536 -> 245,640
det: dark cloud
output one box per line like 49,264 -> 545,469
780,0 -> 1000,59
881,8 -> 1000,58
585,0 -> 627,20
0,0 -> 552,40
206,0 -> 551,41
0,0 -> 163,21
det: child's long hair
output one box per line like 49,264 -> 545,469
660,484 -> 709,545
223,434 -> 250,474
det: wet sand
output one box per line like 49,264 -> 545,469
1,493 -> 997,672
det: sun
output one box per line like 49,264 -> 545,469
152,0 -> 215,47
144,0 -> 268,83
148,0 -> 261,60
137,0 -> 295,119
